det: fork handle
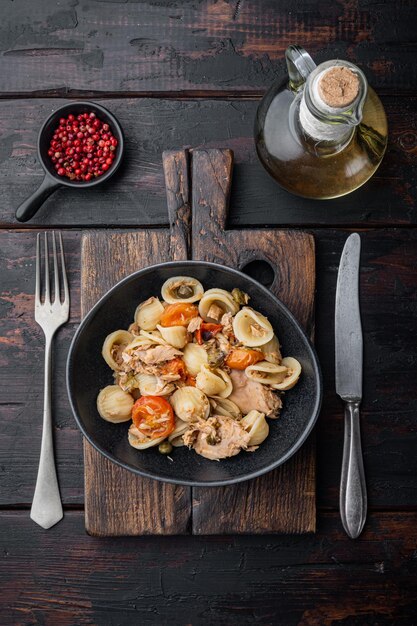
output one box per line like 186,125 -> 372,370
30,333 -> 63,529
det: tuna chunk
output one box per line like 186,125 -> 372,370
136,345 -> 183,365
206,303 -> 224,322
187,316 -> 203,333
110,343 -> 125,367
220,312 -> 233,334
228,369 -> 282,418
184,415 -> 250,460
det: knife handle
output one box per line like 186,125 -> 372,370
340,400 -> 367,538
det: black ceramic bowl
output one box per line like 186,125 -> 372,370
15,101 -> 124,222
67,261 -> 322,487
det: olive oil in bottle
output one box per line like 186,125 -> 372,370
255,46 -> 388,199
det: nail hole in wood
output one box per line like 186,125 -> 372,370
240,259 -> 275,288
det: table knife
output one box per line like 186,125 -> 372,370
335,233 -> 367,539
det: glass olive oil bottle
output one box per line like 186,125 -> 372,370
255,45 -> 388,199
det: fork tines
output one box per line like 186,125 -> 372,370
35,232 -> 69,308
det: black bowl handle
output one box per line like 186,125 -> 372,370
15,175 -> 61,222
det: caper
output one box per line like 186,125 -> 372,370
176,284 -> 194,299
207,348 -> 225,368
232,288 -> 250,306
158,441 -> 173,455
206,421 -> 221,446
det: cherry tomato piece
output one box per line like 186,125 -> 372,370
160,303 -> 198,327
160,357 -> 187,380
225,348 -> 264,370
132,396 -> 175,440
195,322 -> 223,345
185,374 -> 197,387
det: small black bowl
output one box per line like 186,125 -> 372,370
67,261 -> 322,487
15,101 -> 124,222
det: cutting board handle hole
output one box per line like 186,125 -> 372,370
240,259 -> 275,288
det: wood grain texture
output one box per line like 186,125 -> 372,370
2,510 -> 417,626
0,229 -> 83,506
80,150 -> 316,535
163,149 -> 191,261
0,0 -> 415,95
0,0 -> 415,617
1,228 -> 416,510
81,231 -> 191,535
194,150 -> 316,332
191,149 -> 316,534
193,447 -> 315,534
2,97 -> 417,228
83,443 -> 190,537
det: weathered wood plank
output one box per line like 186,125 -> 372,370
0,229 -> 83,505
191,149 -> 316,534
1,97 -> 417,228
1,510 -> 416,625
81,225 -> 192,536
0,0 -> 415,95
1,228 -> 416,508
163,149 -> 191,260
314,229 -> 417,508
82,149 -> 316,535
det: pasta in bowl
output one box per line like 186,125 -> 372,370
67,261 -> 322,486
97,278 -> 302,461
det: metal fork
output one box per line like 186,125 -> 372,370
31,232 -> 69,529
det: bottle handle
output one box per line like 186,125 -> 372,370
286,45 -> 317,91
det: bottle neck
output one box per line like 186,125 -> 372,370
299,96 -> 353,145
298,61 -> 367,150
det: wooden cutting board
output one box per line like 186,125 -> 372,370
81,149 -> 316,536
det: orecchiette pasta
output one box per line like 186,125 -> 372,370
198,288 -> 239,322
233,307 -> 274,347
97,385 -> 134,423
97,275 -> 302,460
139,330 -> 168,345
260,334 -> 282,364
168,418 -> 189,447
128,423 -> 165,449
124,330 -> 167,354
271,357 -> 302,390
114,371 -> 140,393
209,396 -> 242,420
245,361 -> 288,386
161,276 -> 204,304
134,297 -> 164,330
182,343 -> 208,376
170,386 -> 210,422
241,410 -> 269,446
156,324 -> 188,349
196,365 -> 232,398
136,374 -> 176,396
102,330 -> 134,371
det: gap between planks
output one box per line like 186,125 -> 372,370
0,89 -> 413,100
1,225 -> 417,233
1,504 -> 416,513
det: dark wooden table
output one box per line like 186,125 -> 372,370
1,1 -> 416,624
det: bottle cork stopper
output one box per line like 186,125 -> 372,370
318,66 -> 360,108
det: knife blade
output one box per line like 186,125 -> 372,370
335,233 -> 367,539
335,233 -> 363,400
